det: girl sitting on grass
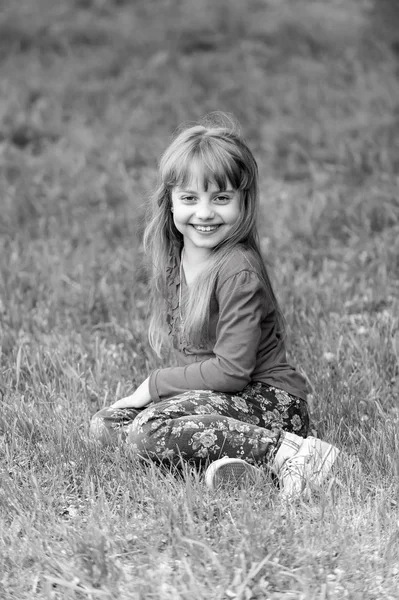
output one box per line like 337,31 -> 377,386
90,114 -> 339,498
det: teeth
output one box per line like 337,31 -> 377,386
193,225 -> 219,232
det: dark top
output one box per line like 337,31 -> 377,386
148,246 -> 308,402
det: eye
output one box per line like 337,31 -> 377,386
214,195 -> 230,204
181,195 -> 197,203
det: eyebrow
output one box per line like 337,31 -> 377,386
177,189 -> 236,194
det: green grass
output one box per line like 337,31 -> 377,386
1,0 -> 399,597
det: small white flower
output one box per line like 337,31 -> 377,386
323,352 -> 335,363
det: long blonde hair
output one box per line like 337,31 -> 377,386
143,113 -> 285,356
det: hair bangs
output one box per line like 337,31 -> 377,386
199,141 -> 240,191
161,136 -> 253,192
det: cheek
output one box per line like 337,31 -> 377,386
229,205 -> 242,223
171,210 -> 185,232
172,208 -> 182,224
172,205 -> 190,223
173,215 -> 181,229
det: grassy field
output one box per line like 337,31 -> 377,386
1,0 -> 399,598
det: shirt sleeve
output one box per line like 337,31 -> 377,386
148,270 -> 266,401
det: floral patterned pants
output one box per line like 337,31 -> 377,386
90,383 -> 309,468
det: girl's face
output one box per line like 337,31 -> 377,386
171,169 -> 241,259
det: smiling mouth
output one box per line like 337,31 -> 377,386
191,224 -> 221,232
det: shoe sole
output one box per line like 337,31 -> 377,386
205,459 -> 261,491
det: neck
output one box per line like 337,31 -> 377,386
181,246 -> 211,287
182,245 -> 212,267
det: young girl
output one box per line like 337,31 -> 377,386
90,114 -> 339,498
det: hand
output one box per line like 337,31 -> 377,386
111,377 -> 152,409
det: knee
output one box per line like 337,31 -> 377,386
90,406 -> 146,447
89,408 -> 118,447
125,411 -> 165,457
125,416 -> 150,450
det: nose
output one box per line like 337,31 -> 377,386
196,200 -> 215,220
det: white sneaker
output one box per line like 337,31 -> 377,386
204,457 -> 262,491
279,437 -> 340,499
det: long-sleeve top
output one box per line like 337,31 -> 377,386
148,246 -> 309,402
